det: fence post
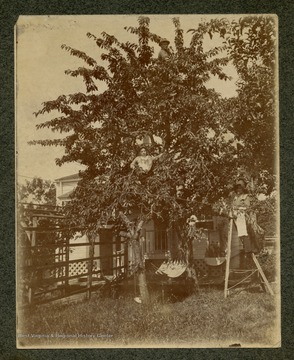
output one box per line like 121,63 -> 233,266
124,241 -> 129,275
28,216 -> 38,305
87,235 -> 94,300
224,213 -> 233,298
64,236 -> 70,293
113,234 -> 117,277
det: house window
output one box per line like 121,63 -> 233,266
154,229 -> 168,251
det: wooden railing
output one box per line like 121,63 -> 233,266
17,203 -> 128,307
18,235 -> 128,306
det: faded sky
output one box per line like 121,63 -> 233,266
16,15 -> 238,183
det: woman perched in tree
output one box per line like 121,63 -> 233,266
130,147 -> 162,173
158,38 -> 171,60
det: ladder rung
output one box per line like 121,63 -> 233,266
230,269 -> 255,273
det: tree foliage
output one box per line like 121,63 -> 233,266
229,17 -> 277,192
31,16 -> 277,238
18,177 -> 56,205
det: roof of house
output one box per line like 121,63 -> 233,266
57,189 -> 74,200
55,173 -> 81,182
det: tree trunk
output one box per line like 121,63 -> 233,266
118,212 -> 150,303
186,238 -> 198,292
138,270 -> 150,303
175,223 -> 198,292
131,237 -> 150,304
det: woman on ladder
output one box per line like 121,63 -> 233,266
232,179 -> 263,269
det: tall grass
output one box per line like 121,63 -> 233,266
18,287 -> 279,348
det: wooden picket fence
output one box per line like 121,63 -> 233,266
17,203 -> 128,307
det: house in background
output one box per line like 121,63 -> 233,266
53,173 -> 170,280
55,173 -> 127,279
54,173 -> 171,266
55,173 -> 81,206
55,173 -> 95,280
54,173 -> 239,280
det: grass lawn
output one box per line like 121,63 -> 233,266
17,283 -> 280,348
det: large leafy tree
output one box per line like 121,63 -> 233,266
32,16 -> 236,220
18,177 -> 56,205
204,16 -> 277,193
30,16 -> 277,301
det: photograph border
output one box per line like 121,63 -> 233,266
1,0 -> 294,358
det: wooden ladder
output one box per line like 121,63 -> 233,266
224,217 -> 274,298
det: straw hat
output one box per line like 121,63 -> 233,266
159,38 -> 170,46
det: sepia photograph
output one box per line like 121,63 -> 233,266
16,14 -> 280,348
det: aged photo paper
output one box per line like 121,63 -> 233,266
16,14 -> 280,348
